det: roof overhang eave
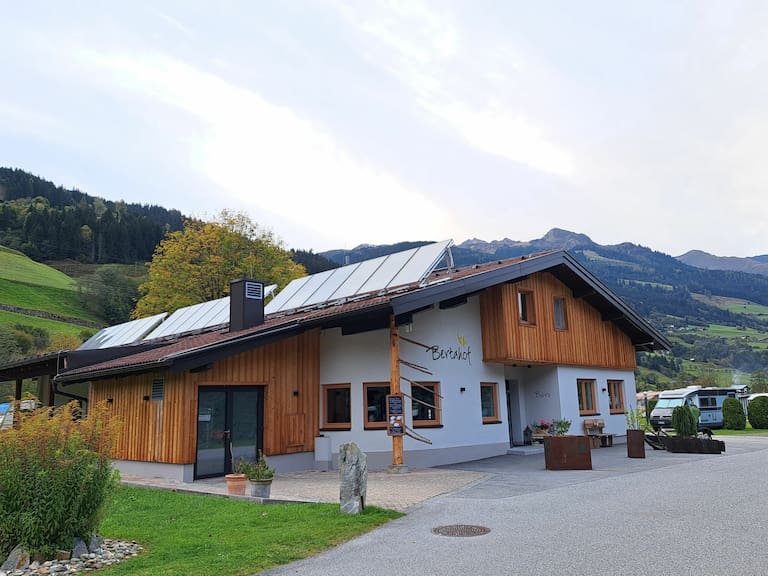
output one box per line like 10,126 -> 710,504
54,359 -> 173,385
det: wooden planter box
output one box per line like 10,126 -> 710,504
626,429 -> 646,458
544,435 -> 592,470
663,436 -> 725,454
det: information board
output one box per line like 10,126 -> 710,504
386,393 -> 405,436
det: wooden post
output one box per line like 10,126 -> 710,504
389,315 -> 407,473
15,378 -> 22,401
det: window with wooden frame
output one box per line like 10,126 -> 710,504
517,289 -> 536,325
363,382 -> 390,429
608,379 -> 625,414
553,297 -> 568,330
322,383 -> 351,429
412,381 -> 441,427
577,379 -> 598,416
480,382 -> 500,423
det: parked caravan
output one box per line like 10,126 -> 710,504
650,385 -> 749,430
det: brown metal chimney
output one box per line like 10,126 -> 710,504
229,279 -> 265,332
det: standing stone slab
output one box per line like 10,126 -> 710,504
1,545 -> 30,571
72,539 -> 89,559
339,442 -> 367,514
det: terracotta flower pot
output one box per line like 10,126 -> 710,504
225,473 -> 247,495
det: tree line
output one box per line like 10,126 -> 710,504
0,167 -> 184,263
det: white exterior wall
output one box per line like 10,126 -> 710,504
556,366 -> 637,436
319,295 -> 507,469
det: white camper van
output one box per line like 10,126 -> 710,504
650,385 -> 749,430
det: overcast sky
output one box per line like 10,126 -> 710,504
2,1 -> 767,257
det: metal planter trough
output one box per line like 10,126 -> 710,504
544,435 -> 592,470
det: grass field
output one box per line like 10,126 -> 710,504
0,278 -> 102,323
703,324 -> 768,349
0,310 -> 94,342
100,486 -> 402,576
692,293 -> 768,318
0,245 -> 105,332
0,246 -> 76,290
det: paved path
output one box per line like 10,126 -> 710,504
262,436 -> 768,576
122,468 -> 488,512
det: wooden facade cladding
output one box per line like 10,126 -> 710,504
89,329 -> 321,465
479,272 -> 637,369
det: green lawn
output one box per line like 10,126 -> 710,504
712,423 -> 768,436
100,486 -> 402,576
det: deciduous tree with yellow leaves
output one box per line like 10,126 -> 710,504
132,210 -> 305,318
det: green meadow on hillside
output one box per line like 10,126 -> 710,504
0,310 -> 92,342
0,247 -> 102,325
0,246 -> 76,290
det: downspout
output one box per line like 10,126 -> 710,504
52,350 -> 89,407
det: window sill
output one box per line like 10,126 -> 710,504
319,427 -> 351,432
413,423 -> 444,429
610,410 -> 625,415
482,420 -> 503,425
579,412 -> 600,417
363,425 -> 387,431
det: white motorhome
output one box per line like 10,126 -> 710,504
650,385 -> 749,430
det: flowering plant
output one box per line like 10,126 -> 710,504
553,419 -> 572,436
535,419 -> 552,430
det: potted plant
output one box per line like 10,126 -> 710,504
552,418 -> 571,436
625,406 -> 646,459
225,464 -> 247,496
237,450 -> 275,498
544,418 -> 591,470
664,405 -> 725,454
534,419 -> 552,434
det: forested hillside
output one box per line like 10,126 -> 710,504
0,167 -> 184,263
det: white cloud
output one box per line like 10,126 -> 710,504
337,0 -> 575,180
74,51 -> 457,247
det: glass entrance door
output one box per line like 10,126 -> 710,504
196,386 -> 263,479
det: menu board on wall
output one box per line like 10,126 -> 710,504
386,393 -> 405,436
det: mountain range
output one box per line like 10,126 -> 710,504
322,229 -> 768,379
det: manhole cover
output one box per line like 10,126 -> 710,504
431,524 -> 491,537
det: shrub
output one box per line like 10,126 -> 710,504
748,396 -> 768,429
671,405 -> 697,436
0,401 -> 120,558
722,397 -> 746,430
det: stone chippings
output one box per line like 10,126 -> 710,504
0,539 -> 143,576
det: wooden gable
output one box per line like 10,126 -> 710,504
479,271 -> 636,369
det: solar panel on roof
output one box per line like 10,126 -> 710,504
265,240 -> 453,314
78,313 -> 167,350
144,297 -> 230,340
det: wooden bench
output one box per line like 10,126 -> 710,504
583,418 -> 614,448
530,428 -> 551,444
